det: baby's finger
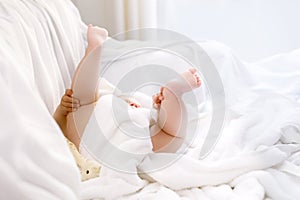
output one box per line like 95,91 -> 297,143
62,101 -> 80,109
158,94 -> 164,100
62,95 -> 80,105
61,105 -> 78,113
60,105 -> 71,113
130,102 -> 141,108
73,103 -> 80,109
152,94 -> 157,101
63,95 -> 80,105
68,103 -> 80,109
72,97 -> 80,105
152,94 -> 160,103
62,95 -> 73,103
160,87 -> 164,94
61,101 -> 73,108
65,89 -> 73,97
152,94 -> 158,100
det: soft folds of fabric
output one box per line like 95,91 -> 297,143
0,0 -> 86,199
80,41 -> 300,200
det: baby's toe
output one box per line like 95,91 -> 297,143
189,68 -> 197,74
196,78 -> 201,87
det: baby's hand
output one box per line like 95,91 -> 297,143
59,89 -> 80,116
152,87 -> 164,108
124,97 -> 141,108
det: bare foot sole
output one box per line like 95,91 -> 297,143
180,68 -> 201,91
156,68 -> 201,101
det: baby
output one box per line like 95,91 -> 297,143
54,25 -> 201,155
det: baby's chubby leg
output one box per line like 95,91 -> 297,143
151,68 -> 201,152
71,24 -> 108,105
66,25 -> 108,149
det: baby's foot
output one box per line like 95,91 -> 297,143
86,24 -> 108,55
181,68 -> 201,90
165,68 -> 201,96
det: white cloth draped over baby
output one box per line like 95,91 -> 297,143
79,40 -> 300,199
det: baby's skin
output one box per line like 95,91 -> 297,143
54,25 -> 201,153
150,68 -> 201,152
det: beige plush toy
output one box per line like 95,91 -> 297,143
66,138 -> 101,181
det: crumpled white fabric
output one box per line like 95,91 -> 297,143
79,41 -> 300,200
0,0 -> 86,199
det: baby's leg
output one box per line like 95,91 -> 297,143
71,24 -> 108,105
151,68 -> 201,152
66,25 -> 108,149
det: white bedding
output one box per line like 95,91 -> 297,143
0,0 -> 300,200
79,41 -> 300,200
0,0 -> 85,199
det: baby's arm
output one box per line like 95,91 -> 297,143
54,90 -> 100,181
53,89 -> 80,138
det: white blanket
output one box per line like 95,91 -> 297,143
0,0 -> 85,199
79,41 -> 300,200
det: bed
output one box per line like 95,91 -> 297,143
0,0 -> 299,200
